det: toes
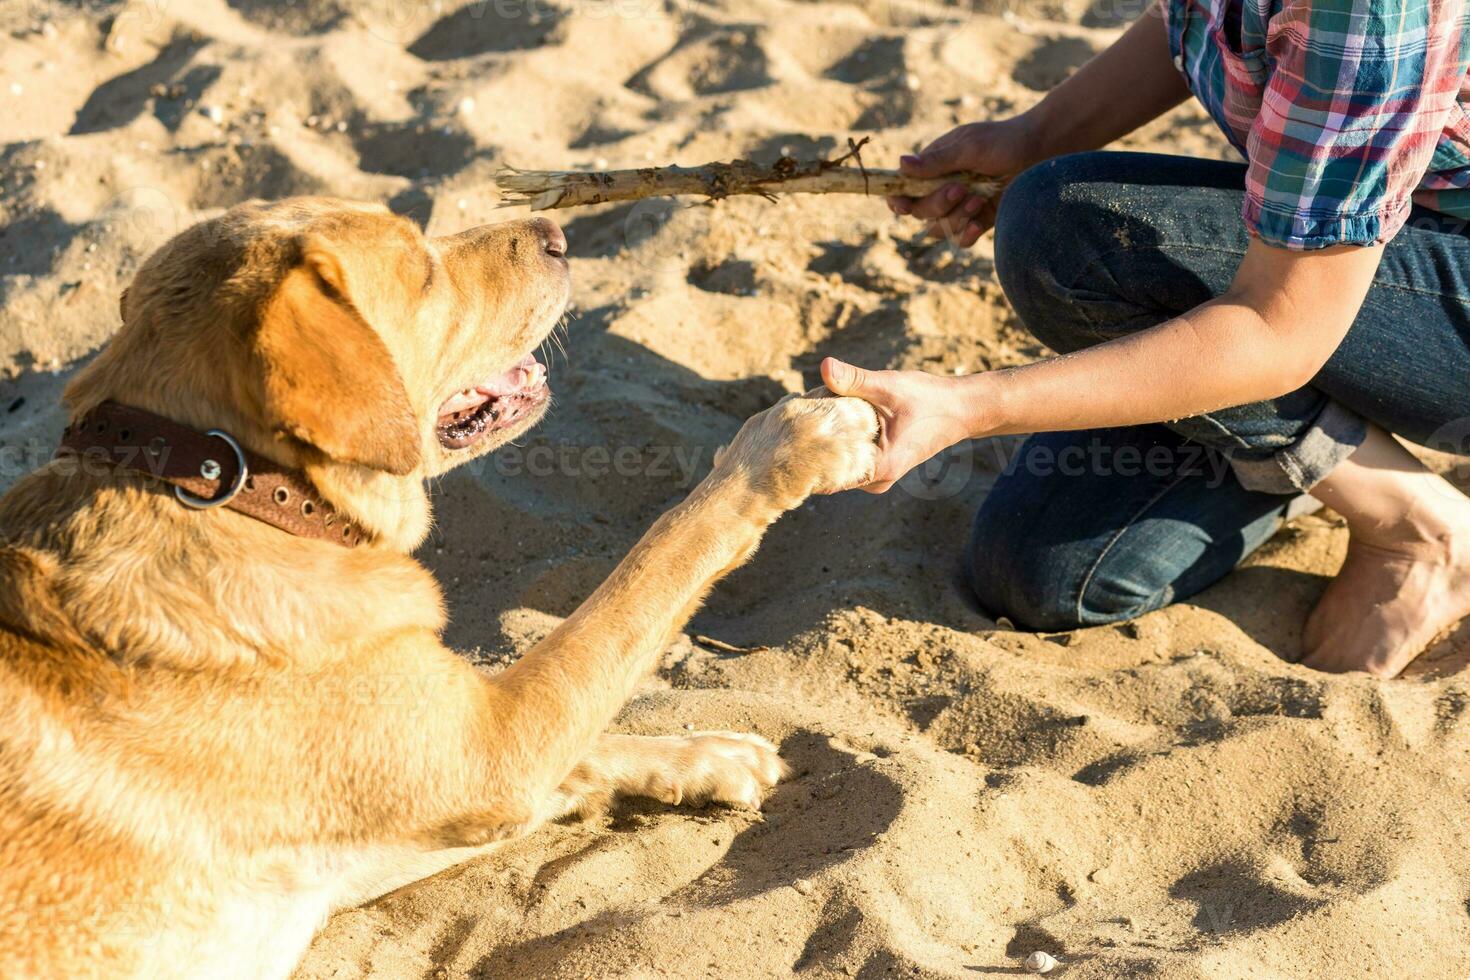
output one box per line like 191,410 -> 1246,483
795,398 -> 881,492
1297,650 -> 1334,672
720,732 -> 787,786
1299,643 -> 1405,678
727,772 -> 764,810
839,396 -> 881,443
758,395 -> 881,495
681,731 -> 787,809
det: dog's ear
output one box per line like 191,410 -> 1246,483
256,237 -> 421,475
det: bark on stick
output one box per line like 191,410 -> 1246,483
493,158 -> 1000,211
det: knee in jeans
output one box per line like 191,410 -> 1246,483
993,153 -> 1120,356
967,550 -> 1160,632
966,496 -> 1087,632
995,151 -> 1136,244
1073,569 -> 1166,627
967,499 -> 1163,632
967,561 -> 1087,633
993,161 -> 1065,289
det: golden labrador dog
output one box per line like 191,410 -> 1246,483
0,198 -> 878,979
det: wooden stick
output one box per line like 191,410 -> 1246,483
692,634 -> 768,655
494,158 -> 1001,211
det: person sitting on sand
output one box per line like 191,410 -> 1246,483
819,0 -> 1470,677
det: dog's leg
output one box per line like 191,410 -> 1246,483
546,732 -> 787,819
453,394 -> 877,837
337,733 -> 783,910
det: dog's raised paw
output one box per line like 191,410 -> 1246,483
722,393 -> 881,502
795,394 -> 881,494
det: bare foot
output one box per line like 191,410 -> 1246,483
1302,529 -> 1470,677
1302,425 -> 1470,678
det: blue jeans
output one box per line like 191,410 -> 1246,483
967,151 -> 1470,631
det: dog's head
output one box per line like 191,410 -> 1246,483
65,197 -> 570,548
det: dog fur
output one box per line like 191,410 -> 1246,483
0,198 -> 879,978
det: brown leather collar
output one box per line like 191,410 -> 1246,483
55,401 -> 372,548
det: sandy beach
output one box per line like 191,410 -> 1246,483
2,0 -> 1469,975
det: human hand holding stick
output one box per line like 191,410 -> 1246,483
492,138 -> 1001,212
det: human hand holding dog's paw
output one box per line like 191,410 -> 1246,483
717,389 -> 881,506
819,356 -> 981,494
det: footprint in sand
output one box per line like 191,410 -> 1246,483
628,28 -> 775,101
1012,35 -> 1098,91
408,3 -> 569,60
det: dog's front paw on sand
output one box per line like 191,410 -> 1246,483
654,732 -> 787,810
721,393 -> 881,503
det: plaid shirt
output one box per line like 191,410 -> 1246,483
1165,0 -> 1470,248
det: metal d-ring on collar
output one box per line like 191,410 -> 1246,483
175,429 -> 249,510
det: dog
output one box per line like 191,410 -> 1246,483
0,197 -> 879,978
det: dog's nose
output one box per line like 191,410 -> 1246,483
537,218 -> 567,258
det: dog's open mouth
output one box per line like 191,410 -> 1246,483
436,353 -> 550,450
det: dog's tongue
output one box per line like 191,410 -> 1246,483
439,354 -> 545,417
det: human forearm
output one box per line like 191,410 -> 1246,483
821,240 -> 1384,492
973,301 -> 1317,438
1019,11 -> 1190,160
969,241 -> 1382,438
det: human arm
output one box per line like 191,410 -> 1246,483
823,239 -> 1383,491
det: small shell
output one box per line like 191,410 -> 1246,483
1025,951 -> 1058,974
792,879 -> 814,896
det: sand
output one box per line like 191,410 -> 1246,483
3,0 -> 1469,976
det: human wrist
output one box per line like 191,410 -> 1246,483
1010,103 -> 1059,167
958,370 -> 1015,440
